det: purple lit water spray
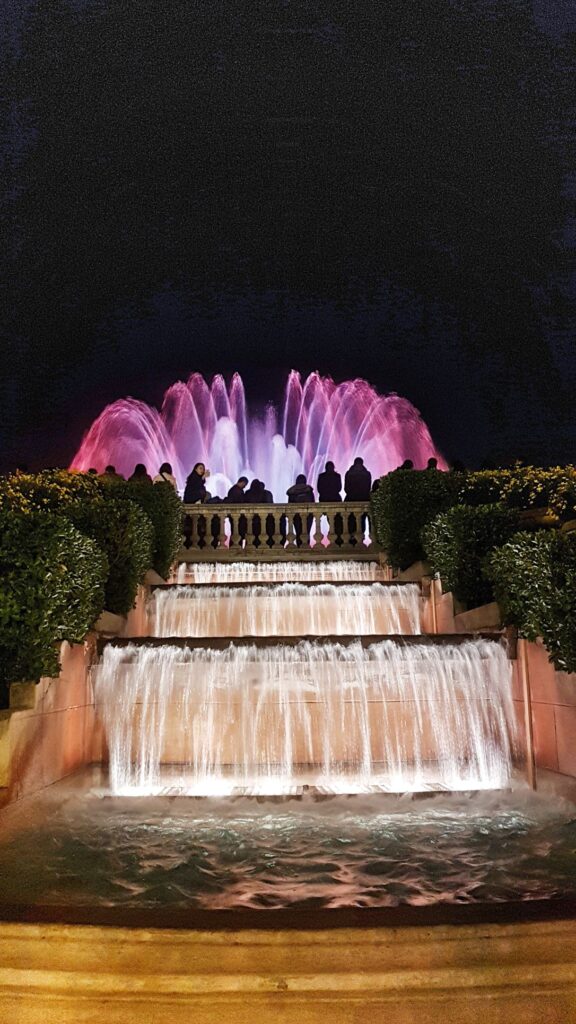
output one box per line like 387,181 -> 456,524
70,371 -> 445,498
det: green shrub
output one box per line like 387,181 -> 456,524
122,482 -> 181,578
0,471 -> 154,615
458,466 -> 576,518
0,507 -> 108,706
422,504 -> 519,609
65,498 -> 153,614
487,531 -> 576,672
370,469 -> 458,569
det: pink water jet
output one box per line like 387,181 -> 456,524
70,371 -> 446,499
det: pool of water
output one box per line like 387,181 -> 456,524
1,780 -> 575,911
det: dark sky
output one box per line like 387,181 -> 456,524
1,0 -> 575,471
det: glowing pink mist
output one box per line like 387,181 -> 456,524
70,371 -> 446,498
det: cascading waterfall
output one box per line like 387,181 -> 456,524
174,560 -> 385,584
150,582 -> 423,637
93,639 -> 517,796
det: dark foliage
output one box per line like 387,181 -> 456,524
371,468 -> 458,569
487,530 -> 576,673
422,504 -> 519,609
0,507 -> 107,705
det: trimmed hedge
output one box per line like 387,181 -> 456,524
65,498 -> 153,614
0,471 -> 154,615
0,507 -> 108,705
421,504 -> 519,609
487,531 -> 576,673
370,469 -> 458,569
370,465 -> 576,571
115,480 -> 181,579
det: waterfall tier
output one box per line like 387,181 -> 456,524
93,639 -> 516,797
174,560 -> 386,584
150,582 -> 423,638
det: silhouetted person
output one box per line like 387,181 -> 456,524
287,474 -> 315,503
344,457 -> 371,501
398,459 -> 414,470
245,478 -> 266,503
426,457 -> 438,470
104,464 -> 124,479
371,478 -> 381,493
226,476 -> 248,503
87,467 -> 98,475
261,481 -> 273,503
317,461 -> 342,502
129,463 -> 152,483
184,462 -> 209,503
153,462 -> 178,489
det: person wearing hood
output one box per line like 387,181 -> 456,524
286,474 -> 315,503
344,457 -> 371,501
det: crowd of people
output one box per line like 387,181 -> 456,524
80,454 -> 458,503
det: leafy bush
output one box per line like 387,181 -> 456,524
0,507 -> 108,705
458,466 -> 576,518
487,531 -> 576,672
369,464 -> 576,571
121,481 -> 181,578
422,504 -> 520,609
65,498 -> 153,614
370,469 -> 458,569
0,469 -> 100,516
0,471 -> 154,614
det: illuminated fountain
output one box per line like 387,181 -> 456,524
70,370 -> 446,498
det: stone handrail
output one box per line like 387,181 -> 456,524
180,501 -> 379,559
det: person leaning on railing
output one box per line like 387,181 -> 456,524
286,474 -> 315,545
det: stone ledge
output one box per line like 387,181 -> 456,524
94,610 -> 126,636
0,918 -> 575,1023
454,602 -> 502,632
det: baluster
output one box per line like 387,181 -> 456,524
210,513 -> 222,549
218,510 -> 227,549
197,513 -> 207,549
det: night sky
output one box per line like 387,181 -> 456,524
2,0 -> 575,472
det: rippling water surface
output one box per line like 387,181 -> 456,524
1,788 -> 575,910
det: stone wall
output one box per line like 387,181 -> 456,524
0,641 -> 96,806
0,586 -> 151,807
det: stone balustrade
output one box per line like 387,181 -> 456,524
180,501 -> 380,560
